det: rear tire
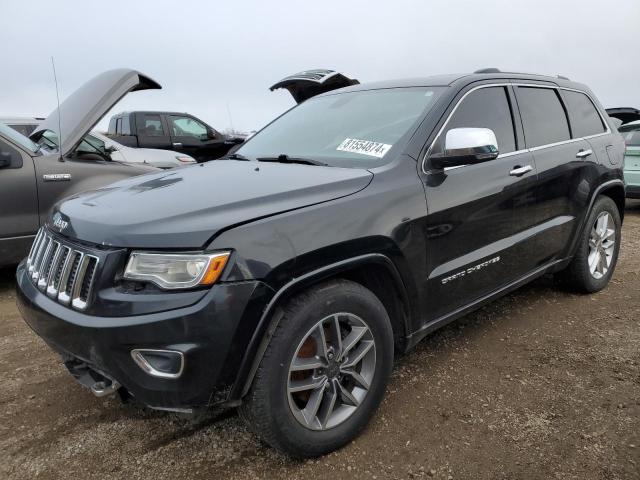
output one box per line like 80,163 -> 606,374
238,279 -> 394,457
556,195 -> 621,293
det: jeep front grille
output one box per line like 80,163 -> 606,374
26,228 -> 99,311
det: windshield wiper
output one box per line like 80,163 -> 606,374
256,154 -> 327,166
223,152 -> 250,161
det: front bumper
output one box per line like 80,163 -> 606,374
16,261 -> 273,410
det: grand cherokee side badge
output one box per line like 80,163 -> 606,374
52,212 -> 69,231
441,256 -> 501,285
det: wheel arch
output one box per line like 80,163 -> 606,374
567,179 -> 625,260
598,182 -> 625,223
230,253 -> 411,402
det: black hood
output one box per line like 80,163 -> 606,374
51,160 -> 373,248
270,69 -> 359,104
606,107 -> 640,126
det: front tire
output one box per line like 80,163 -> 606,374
557,195 -> 621,293
239,279 -> 394,457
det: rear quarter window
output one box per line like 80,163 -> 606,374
562,90 -> 606,138
516,87 -> 570,148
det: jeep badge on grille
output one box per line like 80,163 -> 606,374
52,212 -> 69,231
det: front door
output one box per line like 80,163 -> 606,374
0,139 -> 38,264
420,84 -> 539,321
167,114 -> 228,162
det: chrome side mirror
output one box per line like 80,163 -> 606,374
430,127 -> 499,170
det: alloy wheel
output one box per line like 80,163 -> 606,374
287,313 -> 376,431
588,211 -> 616,279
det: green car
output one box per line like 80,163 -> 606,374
620,123 -> 640,198
607,108 -> 640,198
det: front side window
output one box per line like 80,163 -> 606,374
432,86 -> 516,156
516,87 -> 570,148
170,116 -> 209,139
141,115 -> 165,136
0,139 -> 24,168
238,87 -> 444,168
562,90 -> 606,138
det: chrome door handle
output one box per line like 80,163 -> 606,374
172,142 -> 183,148
509,165 -> 533,177
576,149 -> 593,158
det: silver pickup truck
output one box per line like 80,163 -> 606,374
0,69 -> 161,267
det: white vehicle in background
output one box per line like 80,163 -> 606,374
1,117 -> 196,169
0,116 -> 45,136
89,131 -> 196,169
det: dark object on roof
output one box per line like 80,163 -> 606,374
606,107 -> 640,126
270,69 -> 360,104
474,68 -> 501,74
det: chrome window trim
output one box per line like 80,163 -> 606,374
422,82 -> 611,174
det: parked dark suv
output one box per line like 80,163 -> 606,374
16,69 -> 625,457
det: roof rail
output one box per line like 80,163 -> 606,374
557,75 -> 570,80
474,68 -> 501,74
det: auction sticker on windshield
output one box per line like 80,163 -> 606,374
337,138 -> 392,158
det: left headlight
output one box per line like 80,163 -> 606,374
124,252 -> 230,290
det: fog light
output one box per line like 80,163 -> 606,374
131,349 -> 185,379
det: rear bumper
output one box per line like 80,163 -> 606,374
624,169 -> 640,198
625,184 -> 640,199
16,261 -> 272,410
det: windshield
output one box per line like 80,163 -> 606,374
237,87 -> 444,168
0,122 -> 40,153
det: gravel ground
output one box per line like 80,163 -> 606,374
1,203 -> 639,480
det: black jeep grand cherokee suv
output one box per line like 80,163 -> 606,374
17,69 -> 625,457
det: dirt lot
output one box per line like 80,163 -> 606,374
1,205 -> 639,480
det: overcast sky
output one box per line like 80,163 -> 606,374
1,0 -> 638,133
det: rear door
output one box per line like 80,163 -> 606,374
563,89 -> 619,172
513,85 -> 602,264
0,138 -> 38,265
167,114 -> 228,162
421,84 -> 539,320
134,113 -> 172,150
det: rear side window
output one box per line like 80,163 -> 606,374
562,90 -> 606,138
516,87 -> 570,148
140,114 -> 165,136
122,116 -> 131,135
8,124 -> 34,137
435,86 -> 516,154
